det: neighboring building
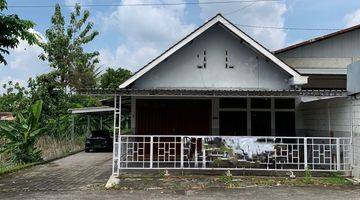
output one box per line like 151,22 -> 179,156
94,14 -> 360,178
0,112 -> 14,121
276,25 -> 360,177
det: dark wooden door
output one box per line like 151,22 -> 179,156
136,99 -> 211,135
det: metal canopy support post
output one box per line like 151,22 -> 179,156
113,93 -> 122,176
71,115 -> 75,142
118,95 -> 122,175
87,115 -> 90,136
100,116 -> 103,130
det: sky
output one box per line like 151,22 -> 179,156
1,0 -> 360,93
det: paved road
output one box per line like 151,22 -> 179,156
2,186 -> 360,200
0,152 -> 112,193
1,152 -> 360,199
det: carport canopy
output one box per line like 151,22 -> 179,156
69,106 -> 115,137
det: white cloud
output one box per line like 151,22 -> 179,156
0,30 -> 50,94
199,1 -> 287,50
64,0 -> 92,6
99,0 -> 196,71
344,9 -> 360,27
8,40 -> 44,70
99,45 -> 158,72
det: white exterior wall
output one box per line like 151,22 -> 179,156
297,97 -> 352,137
352,95 -> 360,177
132,24 -> 291,90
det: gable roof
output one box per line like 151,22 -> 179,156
119,14 -> 306,89
274,24 -> 360,54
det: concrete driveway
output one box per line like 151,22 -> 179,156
0,152 -> 112,193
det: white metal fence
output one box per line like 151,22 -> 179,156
112,135 -> 351,175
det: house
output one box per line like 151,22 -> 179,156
104,14 -> 360,177
0,112 -> 14,121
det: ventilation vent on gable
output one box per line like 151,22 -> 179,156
196,50 -> 207,69
225,50 -> 234,69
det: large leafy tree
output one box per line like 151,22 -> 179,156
0,81 -> 31,114
0,0 -> 37,65
39,3 -> 99,91
99,68 -> 132,90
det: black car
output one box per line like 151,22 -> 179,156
85,130 -> 113,152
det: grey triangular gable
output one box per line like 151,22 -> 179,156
120,15 -> 307,88
132,24 -> 292,90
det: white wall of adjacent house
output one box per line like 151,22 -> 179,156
276,29 -> 360,75
296,96 -> 360,177
297,97 -> 352,137
131,24 -> 292,90
351,94 -> 360,178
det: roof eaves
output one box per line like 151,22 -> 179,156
274,24 -> 360,54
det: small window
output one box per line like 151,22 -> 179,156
220,98 -> 247,108
251,98 -> 271,109
275,98 -> 295,109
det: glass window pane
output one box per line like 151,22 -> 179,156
251,111 -> 271,136
275,112 -> 295,136
251,98 -> 271,109
275,98 -> 295,109
220,98 -> 247,108
219,111 -> 247,136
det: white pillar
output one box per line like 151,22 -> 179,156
117,95 -> 122,174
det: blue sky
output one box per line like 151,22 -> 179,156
1,0 -> 360,93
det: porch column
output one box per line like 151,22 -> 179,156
131,96 -> 136,134
247,98 -> 251,136
212,98 -> 219,135
271,98 -> 275,136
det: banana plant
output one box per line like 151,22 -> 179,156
0,100 -> 45,163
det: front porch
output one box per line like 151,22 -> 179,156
110,89 -> 352,176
